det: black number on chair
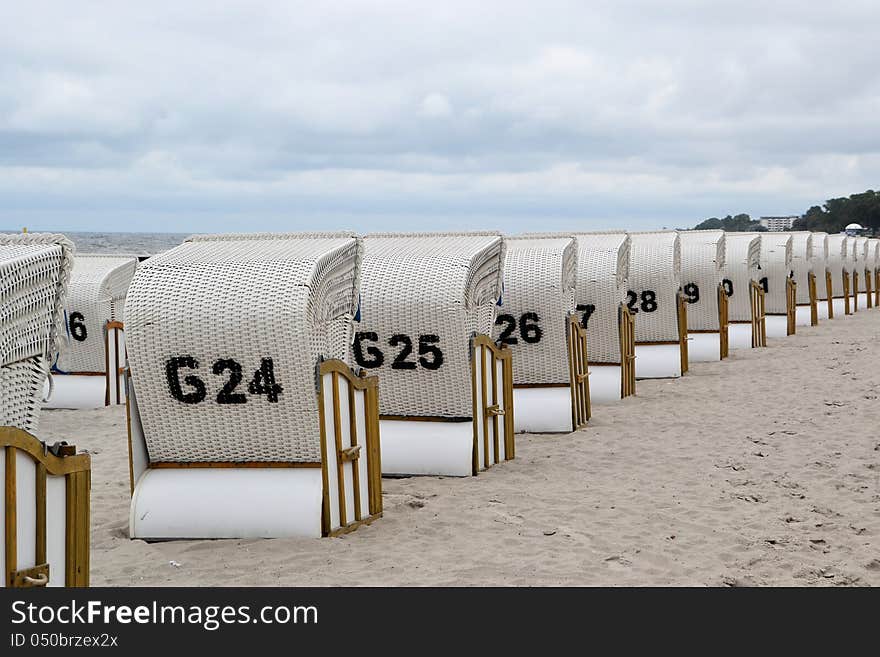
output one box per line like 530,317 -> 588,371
640,290 -> 658,312
683,283 -> 700,304
69,312 -> 87,342
165,356 -> 207,404
213,359 -> 247,404
248,358 -> 284,402
495,314 -> 518,345
759,277 -> 769,293
389,334 -> 417,369
576,304 -> 596,328
722,279 -> 734,297
519,312 -> 543,343
626,291 -> 639,314
418,334 -> 444,370
353,331 -> 384,368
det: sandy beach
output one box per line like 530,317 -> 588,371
37,309 -> 880,587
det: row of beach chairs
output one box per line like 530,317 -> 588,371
1,229 -> 879,586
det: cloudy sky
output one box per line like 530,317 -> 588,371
2,1 -> 879,234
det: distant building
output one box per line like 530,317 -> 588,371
759,216 -> 798,232
844,223 -> 865,236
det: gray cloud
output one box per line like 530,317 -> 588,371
1,0 -> 879,233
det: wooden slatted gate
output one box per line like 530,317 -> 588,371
618,304 -> 636,398
317,360 -> 383,537
717,282 -> 729,359
866,268 -> 874,309
852,270 -> 859,313
103,320 -> 125,406
2,427 -> 90,587
566,314 -> 590,431
786,277 -> 797,336
750,280 -> 767,348
471,336 -> 515,473
808,272 -> 819,326
826,271 -> 834,319
676,292 -> 689,375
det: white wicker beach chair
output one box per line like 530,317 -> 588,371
46,254 -> 138,409
867,238 -> 880,308
679,230 -> 728,362
627,231 -> 688,378
826,235 -> 852,316
124,233 -> 382,539
852,236 -> 870,311
755,233 -> 795,338
722,233 -> 765,349
356,232 -> 511,476
788,232 -> 819,326
568,232 -> 635,403
1,233 -> 90,589
1,233 -> 74,433
810,232 -> 834,319
495,236 -> 588,433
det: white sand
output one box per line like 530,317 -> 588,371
38,310 -> 880,586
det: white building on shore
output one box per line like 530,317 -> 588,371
759,216 -> 798,231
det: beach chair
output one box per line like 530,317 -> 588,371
627,232 -> 688,379
679,230 -> 728,362
868,238 -> 880,308
852,237 -> 871,310
1,233 -> 89,588
495,236 -> 588,433
826,235 -> 852,317
125,233 -> 382,539
356,232 -> 512,477
755,233 -> 795,338
788,232 -> 818,327
723,234 -> 765,349
810,232 -> 833,320
568,233 -> 635,402
45,254 -> 138,409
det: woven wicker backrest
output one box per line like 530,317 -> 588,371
757,233 -> 793,314
679,230 -> 725,331
826,235 -> 848,296
853,236 -> 869,271
722,234 -> 761,322
56,254 -> 138,373
868,239 -> 880,271
496,236 -> 576,384
568,232 -> 629,364
1,233 -> 75,432
125,232 -> 362,463
627,231 -> 681,342
788,232 -> 814,305
356,232 -> 504,417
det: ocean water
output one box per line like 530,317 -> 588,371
1,230 -> 189,256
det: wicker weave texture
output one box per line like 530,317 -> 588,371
570,232 -> 629,363
810,232 -> 829,298
826,235 -> 849,297
679,230 -> 725,331
0,233 -> 74,367
496,236 -> 576,384
356,232 -> 504,417
852,237 -> 869,290
0,356 -> 50,433
56,254 -> 138,373
627,231 -> 681,342
787,232 -> 814,305
722,234 -> 761,321
125,232 -> 362,463
757,233 -> 793,314
867,239 -> 880,272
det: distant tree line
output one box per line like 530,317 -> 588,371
692,213 -> 766,232
691,189 -> 880,234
